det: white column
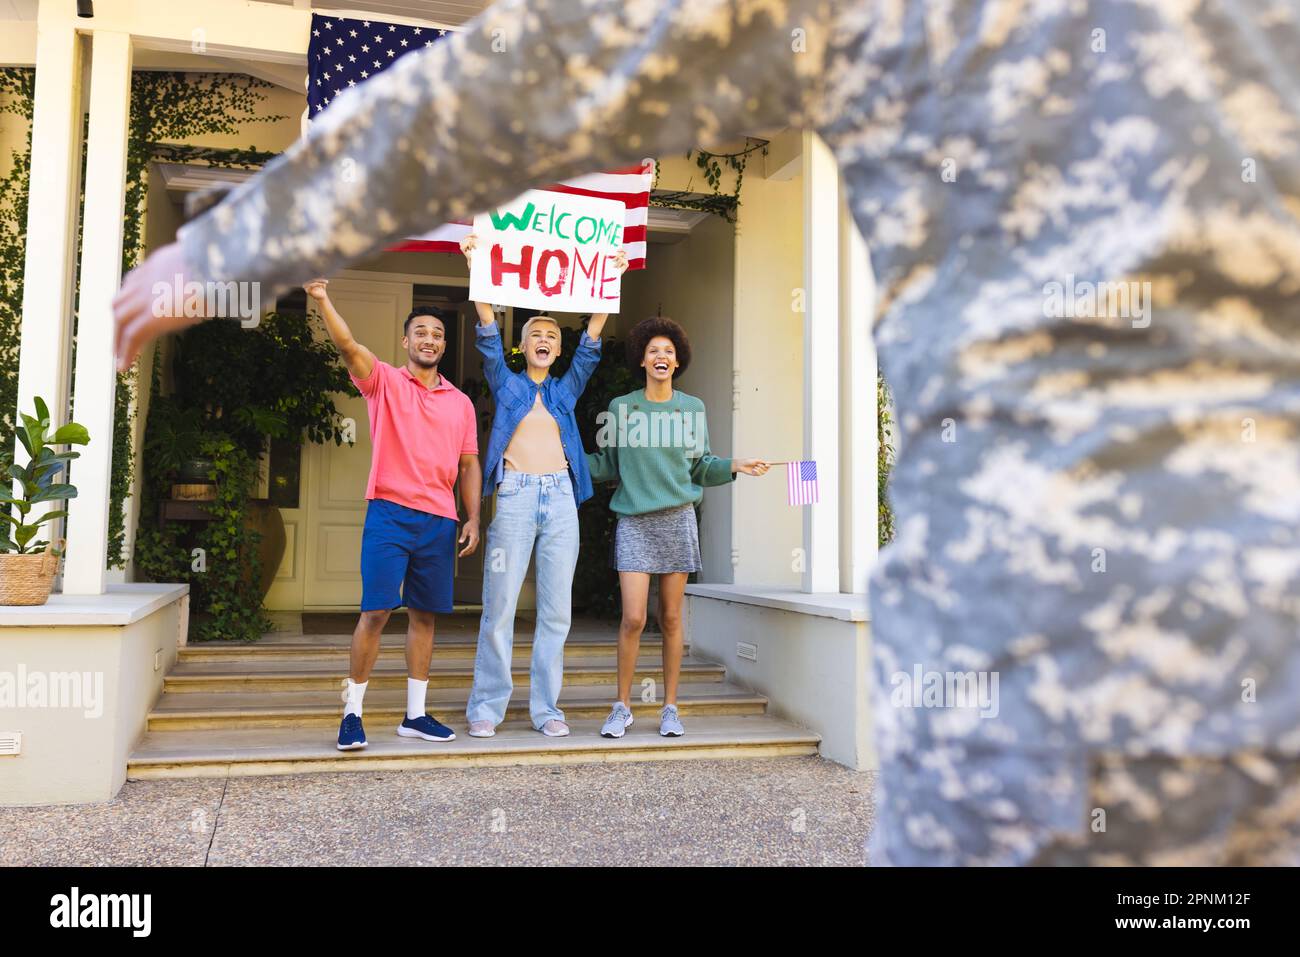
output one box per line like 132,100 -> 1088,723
12,19 -> 83,517
801,130 -> 840,593
840,186 -> 877,594
64,30 -> 133,596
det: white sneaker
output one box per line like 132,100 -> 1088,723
540,719 -> 570,737
467,720 -> 496,738
600,702 -> 634,738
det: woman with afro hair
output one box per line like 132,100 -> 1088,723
587,315 -> 769,738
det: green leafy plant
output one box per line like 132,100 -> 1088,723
134,312 -> 350,641
167,311 -> 353,456
0,397 -> 90,554
133,433 -> 269,642
141,396 -> 204,476
0,69 -> 35,476
189,436 -> 268,642
0,69 -> 285,568
650,140 -> 768,223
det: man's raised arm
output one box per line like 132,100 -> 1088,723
303,279 -> 375,382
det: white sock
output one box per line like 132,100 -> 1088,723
406,677 -> 428,720
344,678 -> 368,718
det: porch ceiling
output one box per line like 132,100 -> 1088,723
270,0 -> 489,28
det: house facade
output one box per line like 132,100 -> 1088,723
0,0 -> 874,805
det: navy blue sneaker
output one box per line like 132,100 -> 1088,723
337,713 -> 367,751
397,714 -> 456,742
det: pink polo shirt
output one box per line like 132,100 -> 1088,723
350,359 -> 478,521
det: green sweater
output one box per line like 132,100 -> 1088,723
586,389 -> 735,516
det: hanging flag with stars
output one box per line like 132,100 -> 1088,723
305,13 -> 652,270
786,460 -> 820,506
306,13 -> 445,117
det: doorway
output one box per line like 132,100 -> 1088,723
266,272 -> 491,611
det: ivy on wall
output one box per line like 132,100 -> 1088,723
651,139 -> 768,223
0,68 -> 35,475
133,311 -> 352,641
132,416 -> 270,643
110,72 -> 286,567
878,371 -> 896,547
0,68 -> 284,568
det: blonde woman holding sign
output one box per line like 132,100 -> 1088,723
587,316 -> 769,738
460,234 -> 628,739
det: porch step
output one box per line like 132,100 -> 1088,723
132,616 -> 823,779
146,682 -> 768,731
127,715 -> 821,779
163,654 -> 725,693
177,634 -> 664,663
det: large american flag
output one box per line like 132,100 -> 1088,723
306,13 -> 652,270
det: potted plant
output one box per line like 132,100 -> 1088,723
144,397 -> 215,500
136,311 -> 353,636
166,312 -> 353,601
0,397 -> 90,605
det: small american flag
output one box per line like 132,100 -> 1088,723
307,13 -> 652,270
787,461 -> 820,506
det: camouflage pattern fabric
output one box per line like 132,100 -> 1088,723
175,0 -> 1300,865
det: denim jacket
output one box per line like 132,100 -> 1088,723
475,322 -> 600,505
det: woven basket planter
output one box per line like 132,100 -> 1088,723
0,543 -> 61,606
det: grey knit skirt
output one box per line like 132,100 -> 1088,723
612,504 -> 702,573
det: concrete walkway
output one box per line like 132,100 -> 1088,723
3,756 -> 874,866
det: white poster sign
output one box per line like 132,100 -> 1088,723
468,189 -> 625,313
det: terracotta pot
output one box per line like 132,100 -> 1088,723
243,500 -> 286,603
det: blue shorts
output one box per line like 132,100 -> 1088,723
359,498 -> 457,613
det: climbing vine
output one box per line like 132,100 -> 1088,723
0,68 -> 35,476
0,69 -> 284,568
109,72 -> 286,567
133,427 -> 269,643
650,138 -> 768,223
878,371 -> 896,547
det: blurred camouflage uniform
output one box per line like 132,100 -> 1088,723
175,0 -> 1300,865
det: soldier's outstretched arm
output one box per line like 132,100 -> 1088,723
114,0 -> 834,369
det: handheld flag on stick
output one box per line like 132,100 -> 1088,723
786,460 -> 819,506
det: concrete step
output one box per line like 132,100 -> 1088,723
127,715 -> 822,779
147,682 -> 769,731
178,633 -> 664,663
162,654 -> 725,693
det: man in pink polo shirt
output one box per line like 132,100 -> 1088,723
303,279 -> 481,751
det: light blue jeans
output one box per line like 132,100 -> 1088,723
466,469 -> 580,729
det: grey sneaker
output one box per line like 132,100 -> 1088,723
600,702 -> 634,738
659,704 -> 684,737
